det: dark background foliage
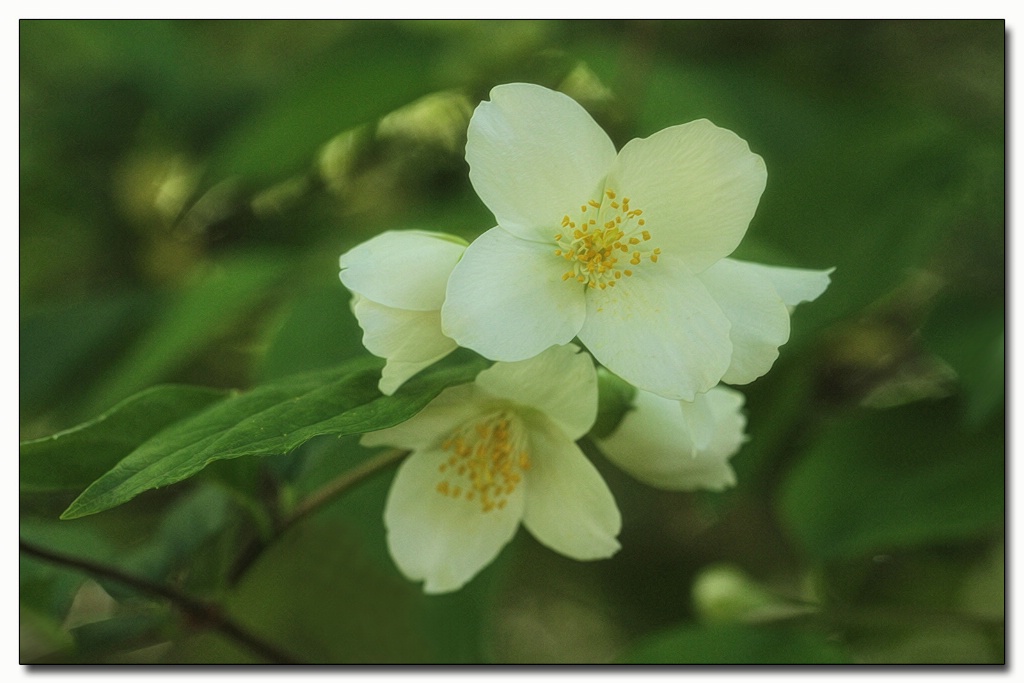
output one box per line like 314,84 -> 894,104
20,20 -> 1004,663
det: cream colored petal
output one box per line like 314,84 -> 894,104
474,344 -> 597,441
378,355 -> 452,396
698,258 -> 791,385
351,296 -> 458,394
702,386 -> 748,471
384,446 -> 525,594
360,383 -> 484,451
597,386 -> 745,492
441,227 -> 587,362
339,230 -> 466,311
520,416 -> 620,560
599,388 -> 696,484
466,83 -> 617,241
578,255 -> 732,401
727,260 -> 834,307
606,119 -> 767,273
678,391 -> 716,453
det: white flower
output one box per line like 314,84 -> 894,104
596,385 -> 748,492
441,82 -> 832,400
361,344 -> 621,594
339,230 -> 466,395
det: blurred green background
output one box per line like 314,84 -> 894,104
20,20 -> 1004,664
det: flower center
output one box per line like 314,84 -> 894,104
553,188 -> 660,290
435,411 -> 531,513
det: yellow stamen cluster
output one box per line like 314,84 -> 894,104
554,188 -> 658,290
436,412 -> 532,513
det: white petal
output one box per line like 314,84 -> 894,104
520,415 -> 620,560
339,230 -> 466,311
466,83 -> 617,240
351,296 -> 458,394
441,227 -> 586,362
384,446 -> 525,594
577,255 -> 733,401
599,389 -> 697,483
361,383 -> 484,451
474,344 -> 597,441
597,387 -> 746,492
702,386 -> 748,469
678,392 -> 715,453
378,356 -> 450,396
728,260 -> 834,307
698,259 -> 791,385
607,119 -> 767,273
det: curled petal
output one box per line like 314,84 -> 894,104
698,259 -> 791,385
351,295 -> 457,394
598,387 -> 746,492
679,391 -> 716,453
339,230 -> 466,311
726,260 -> 834,308
702,387 -> 748,468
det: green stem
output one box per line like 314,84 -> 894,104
817,604 -> 1004,632
742,598 -> 1003,632
19,537 -> 302,664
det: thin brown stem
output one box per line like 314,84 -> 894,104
19,537 -> 302,664
227,448 -> 409,585
285,448 -> 409,530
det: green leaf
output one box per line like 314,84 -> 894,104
82,252 -> 289,415
19,291 -> 155,416
618,623 -> 849,664
778,398 -> 1004,560
61,356 -> 486,520
21,385 -> 228,494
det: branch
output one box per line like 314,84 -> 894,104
19,537 -> 302,664
227,448 -> 409,585
285,448 -> 409,530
